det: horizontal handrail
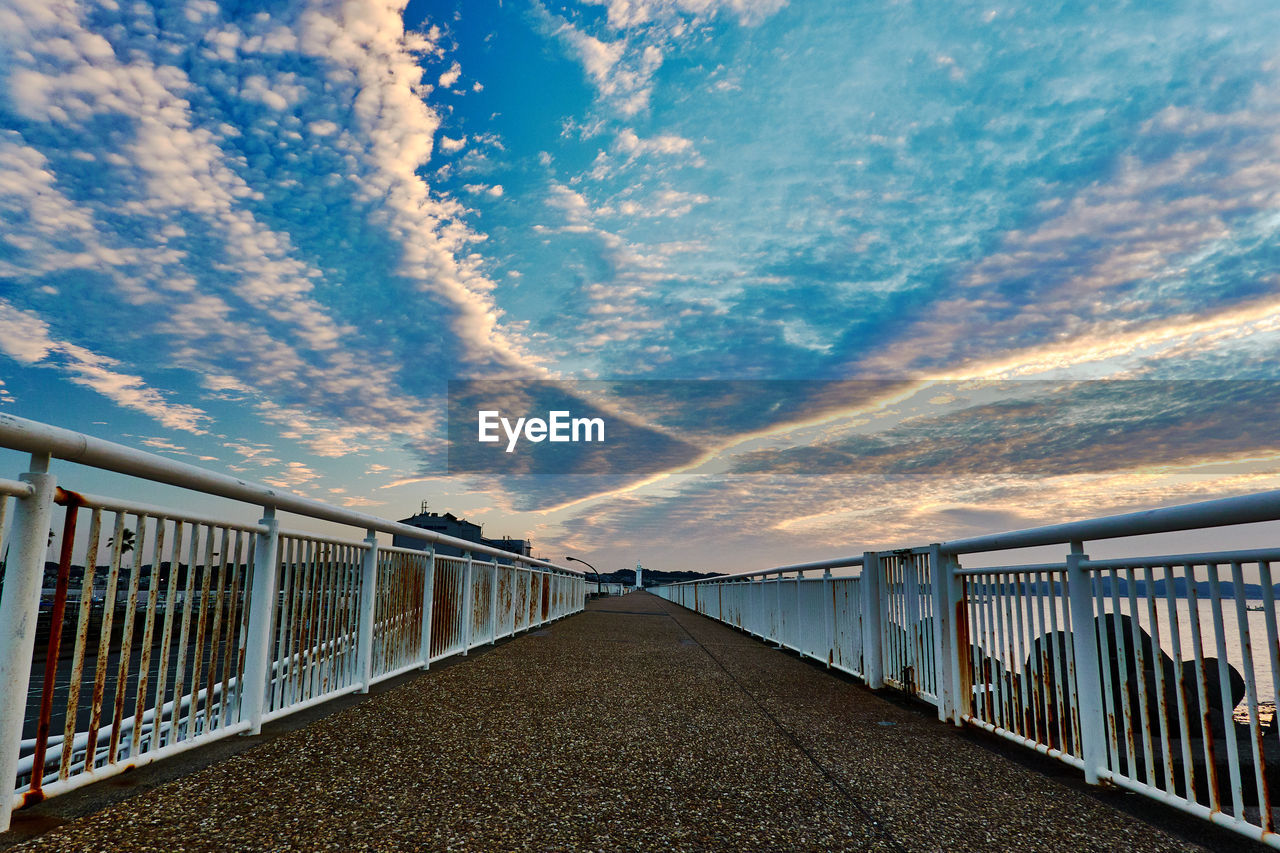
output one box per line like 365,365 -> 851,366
940,488 -> 1280,554
663,555 -> 865,586
672,489 -> 1280,585
55,487 -> 269,534
0,477 -> 33,498
952,562 -> 1067,577
1078,546 -> 1280,570
0,413 -> 577,574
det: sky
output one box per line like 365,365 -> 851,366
3,0 -> 1280,573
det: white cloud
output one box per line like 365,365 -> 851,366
608,188 -> 709,218
0,0 -> 551,460
535,4 -> 653,116
542,0 -> 786,115
286,0 -> 542,373
858,92 -> 1280,379
341,495 -> 386,507
437,60 -> 461,88
585,0 -> 786,29
262,460 -> 321,489
139,437 -> 188,452
0,297 -> 54,363
240,72 -> 306,110
614,128 -> 696,158
0,298 -> 210,433
463,182 -> 504,198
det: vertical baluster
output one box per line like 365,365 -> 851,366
205,527 -> 230,731
1185,561 -> 1221,810
85,512 -> 124,771
169,523 -> 202,744
272,536 -> 295,711
1108,567 -> 1137,779
1160,563 -> 1197,804
1230,560 -> 1270,831
60,507 -> 102,779
1205,563 -> 1245,818
991,570 -> 1013,732
1028,570 -> 1049,746
292,539 -> 313,702
185,524 -> 214,740
1093,568 -> 1120,775
1010,571 -> 1032,739
152,521 -> 184,747
973,573 -> 992,724
1141,563 -> 1174,791
1046,570 -> 1074,755
420,548 -> 435,669
30,496 -> 80,796
220,530 -> 244,727
127,516 -> 153,754
107,514 -> 144,763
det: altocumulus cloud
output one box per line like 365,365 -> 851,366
0,0 -> 543,461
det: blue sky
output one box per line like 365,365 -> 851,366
3,0 -> 1280,571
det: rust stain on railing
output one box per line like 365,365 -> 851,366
29,491 -> 83,798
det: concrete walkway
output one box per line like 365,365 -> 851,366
2,592 -> 1251,851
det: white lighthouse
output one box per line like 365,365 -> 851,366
634,562 -> 643,589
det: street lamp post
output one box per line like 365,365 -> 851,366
564,556 -> 602,598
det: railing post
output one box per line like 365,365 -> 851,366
773,571 -> 782,644
822,568 -> 833,668
461,552 -> 474,655
862,551 -> 884,688
0,455 -> 55,831
945,550 -> 969,727
795,570 -> 804,653
903,553 -> 922,692
930,544 -> 954,723
419,546 -> 435,670
752,578 -> 761,637
240,507 -> 279,735
489,560 -> 499,644
1067,542 -> 1106,784
356,530 -> 378,693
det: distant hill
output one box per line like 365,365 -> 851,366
594,568 -> 719,587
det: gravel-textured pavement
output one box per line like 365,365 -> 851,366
3,592 -> 1231,851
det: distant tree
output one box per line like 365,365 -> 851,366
107,529 -> 136,555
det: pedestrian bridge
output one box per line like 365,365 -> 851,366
0,414 -> 1277,850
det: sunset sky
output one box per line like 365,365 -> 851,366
3,0 -> 1280,572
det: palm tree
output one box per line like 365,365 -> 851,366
107,529 -> 135,555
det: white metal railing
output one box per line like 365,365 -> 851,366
653,489 -> 1280,848
0,414 -> 585,829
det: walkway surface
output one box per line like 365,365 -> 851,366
2,592 -> 1246,852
